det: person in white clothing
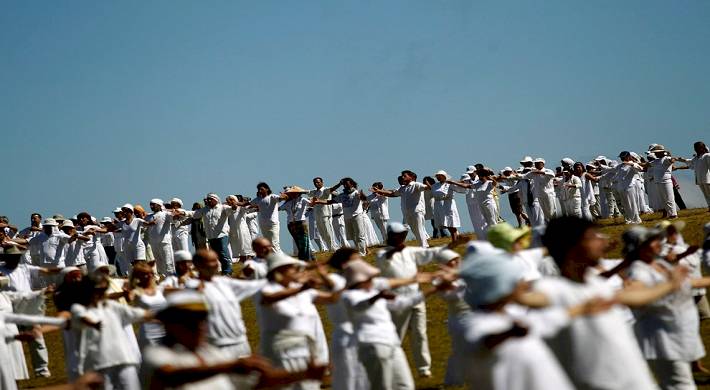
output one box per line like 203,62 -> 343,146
524,158 -> 557,221
308,177 -> 338,252
146,200 -> 175,276
225,195 -> 256,262
497,168 -> 530,227
313,178 -> 369,256
167,198 -> 191,252
281,186 -> 315,260
680,141 -> 710,211
241,237 -> 271,280
240,183 -> 288,254
367,182 -> 390,243
159,250 -> 195,289
28,218 -> 72,272
431,170 -> 461,243
113,204 -> 152,264
615,152 -> 644,224
372,170 -> 430,248
330,202 -> 348,249
562,169 -> 583,217
503,167 -> 545,228
187,249 -> 266,358
448,167 -> 499,238
15,213 -> 42,265
76,212 -> 110,274
647,145 -> 684,219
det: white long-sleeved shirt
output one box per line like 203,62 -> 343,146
366,193 -> 390,220
188,205 -> 235,240
393,182 -> 428,214
251,194 -> 282,226
29,231 -> 71,268
689,153 -> 710,184
375,246 -> 442,294
279,197 -> 310,223
308,188 -> 333,218
146,210 -> 173,244
524,169 -> 556,196
331,190 -> 364,219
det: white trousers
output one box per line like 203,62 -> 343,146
647,360 -> 696,390
390,300 -> 430,373
563,197 -> 582,218
656,181 -> 677,217
466,199 -> 488,238
403,211 -> 428,248
218,340 -> 252,359
525,200 -> 546,228
99,364 -> 140,390
332,215 -> 347,248
171,229 -> 190,252
620,187 -> 642,224
331,330 -> 369,390
372,215 -> 388,243
344,214 -> 368,255
315,215 -> 337,251
699,183 -> 710,208
358,343 -> 414,390
149,241 -> 175,275
478,199 -> 498,229
537,192 -> 557,221
260,221 -> 281,253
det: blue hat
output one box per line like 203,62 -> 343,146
459,253 -> 522,307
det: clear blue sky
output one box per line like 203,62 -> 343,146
2,1 -> 708,239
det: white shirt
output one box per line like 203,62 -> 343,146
280,197 -> 310,223
242,258 -> 268,280
393,182 -> 428,214
29,231 -> 71,268
614,162 -> 642,190
308,188 -> 333,217
72,300 -> 146,371
257,282 -> 320,338
332,190 -> 364,219
650,156 -> 674,184
689,153 -> 710,184
366,193 -> 389,220
565,176 -> 582,199
524,169 -> 556,196
251,194 -> 282,226
187,277 -> 266,346
0,264 -> 40,292
189,205 -> 235,240
375,246 -> 442,294
147,210 -> 173,244
120,218 -> 148,249
533,275 -> 657,390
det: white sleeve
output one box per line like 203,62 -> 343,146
4,313 -> 66,327
386,291 -> 424,312
229,278 -> 268,301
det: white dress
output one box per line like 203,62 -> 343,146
135,289 -> 168,349
227,207 -> 255,258
431,182 -> 461,228
80,226 -> 109,273
362,214 -> 381,246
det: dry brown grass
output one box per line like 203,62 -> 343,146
18,208 -> 710,389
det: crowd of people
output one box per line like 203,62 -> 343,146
0,140 -> 710,390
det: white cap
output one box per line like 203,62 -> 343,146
42,218 -> 59,227
170,198 -> 183,207
61,220 -> 75,228
206,193 -> 220,202
502,166 -> 513,172
561,157 -> 575,165
163,290 -> 208,312
112,207 -> 122,213
595,155 -> 607,161
465,165 -> 476,173
344,259 -> 381,287
387,222 -> 409,234
460,173 -> 469,180
174,250 -> 193,262
520,156 -> 533,163
100,217 -> 113,224
121,203 -> 134,211
150,198 -> 164,206
434,170 -> 449,178
436,249 -> 461,264
533,158 -> 546,164
266,252 -> 305,273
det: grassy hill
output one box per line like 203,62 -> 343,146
19,208 -> 710,389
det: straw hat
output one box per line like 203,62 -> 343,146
266,252 -> 305,273
42,218 -> 59,227
285,186 -> 308,194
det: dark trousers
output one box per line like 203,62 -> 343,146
673,188 -> 687,210
208,236 -> 233,275
288,221 -> 313,260
104,246 -> 116,265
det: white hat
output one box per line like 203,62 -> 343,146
595,155 -> 606,161
61,220 -> 75,228
561,157 -> 575,165
206,193 -> 220,202
150,198 -> 164,205
266,252 -> 305,273
226,195 -> 238,203
502,166 -> 513,172
648,143 -> 659,151
520,156 -> 533,163
460,173 -> 469,180
465,165 -> 476,174
100,217 -> 113,224
465,240 -> 506,258
630,152 -> 640,160
60,266 -> 81,277
344,259 -> 381,287
436,249 -> 461,264
387,222 -> 409,234
174,250 -> 193,262
121,203 -> 134,211
163,290 -> 208,312
112,207 -> 122,213
515,167 -> 524,173
460,253 -> 523,307
170,198 -> 183,207
533,158 -> 546,164
434,170 -> 449,178
42,218 -> 59,227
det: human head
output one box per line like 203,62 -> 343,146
573,162 -> 585,176
76,212 -> 92,227
266,252 -> 304,285
157,291 -> 209,351
0,245 -> 23,269
133,205 -> 147,218
30,213 -> 42,226
252,237 -> 273,258
328,248 -> 360,270
372,182 -> 384,190
459,253 -> 524,310
130,262 -> 155,289
313,177 -> 324,189
533,158 -> 545,170
192,202 -> 202,211
422,176 -> 435,186
170,198 -> 184,210
174,250 -> 193,276
192,249 -> 220,280
386,222 -> 409,247
400,170 -> 416,184
543,216 -> 606,274
341,177 -> 358,191
204,193 -> 220,208
622,226 -> 664,261
256,182 -> 272,198
149,199 -> 164,213
694,141 -> 708,155
60,266 -> 83,285
397,175 -> 405,185
520,156 -> 533,168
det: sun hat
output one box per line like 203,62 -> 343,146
622,226 -> 664,255
174,250 -> 193,262
436,249 -> 461,264
520,156 -> 533,163
113,207 -> 122,213
487,223 -> 532,252
61,220 -> 75,229
533,158 -> 546,164
459,253 -> 523,307
387,222 -> 409,234
655,220 -> 686,232
285,186 -> 308,194
52,214 -> 66,222
465,165 -> 476,174
434,170 -> 449,179
42,218 -> 59,227
561,157 -> 575,165
502,167 -> 513,173
170,198 -> 184,207
649,144 -> 666,152
344,259 -> 381,287
150,198 -> 164,206
100,217 -> 113,224
266,252 -> 305,273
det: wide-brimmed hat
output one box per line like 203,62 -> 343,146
649,144 -> 666,152
460,253 -> 523,307
42,218 -> 59,227
487,223 -> 531,252
434,170 -> 449,179
533,158 -> 546,164
520,156 -> 533,163
655,220 -> 686,232
502,167 -> 513,173
561,157 -> 575,165
344,259 -> 381,287
285,186 -> 308,194
622,226 -> 664,255
52,214 -> 66,222
150,198 -> 164,206
61,220 -> 75,229
266,252 -> 305,273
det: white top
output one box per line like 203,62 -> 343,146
188,277 -> 267,346
120,218 -> 148,249
471,180 -> 496,204
565,176 -> 582,199
460,308 -> 575,390
393,182 -> 428,214
332,190 -> 364,219
147,210 -> 173,244
0,264 -> 40,292
689,152 -> 710,184
341,285 -> 423,346
649,156 -> 674,184
533,275 -> 657,390
524,169 -> 556,195
71,300 -> 146,371
64,239 -> 86,267
614,162 -> 642,190
136,289 -> 168,345
331,203 -> 344,217
29,231 -> 71,268
242,258 -> 268,280
627,260 -> 705,361
257,282 -> 320,338
251,194 -> 282,226
308,188 -> 333,217
280,197 -> 310,223
510,248 -> 548,282
189,205 -> 235,240
366,193 -> 389,220
375,246 -> 442,294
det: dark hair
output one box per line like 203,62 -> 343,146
372,182 -> 384,190
401,170 -> 416,179
573,162 -> 585,171
31,213 -> 41,219
542,216 -> 596,268
257,182 -> 272,195
329,248 -> 359,270
397,175 -> 405,185
313,177 -> 323,183
77,212 -> 92,221
341,177 -> 358,188
422,176 -> 435,185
